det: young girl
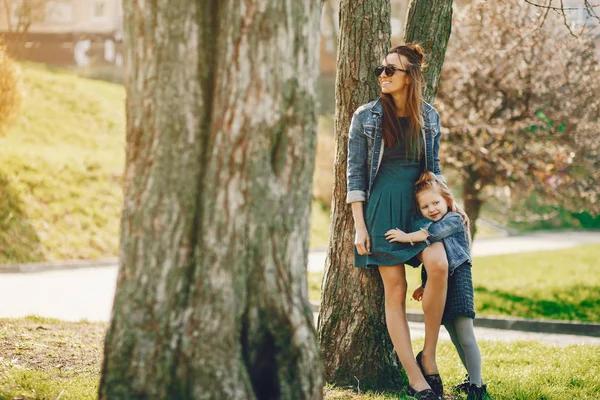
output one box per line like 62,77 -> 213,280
385,172 -> 489,400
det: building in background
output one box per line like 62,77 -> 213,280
0,0 -> 123,67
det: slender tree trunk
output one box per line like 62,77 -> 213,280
99,1 -> 323,399
318,0 -> 453,391
404,0 -> 453,103
462,172 -> 483,240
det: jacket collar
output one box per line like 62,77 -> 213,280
369,97 -> 383,116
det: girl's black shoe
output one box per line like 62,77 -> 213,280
415,351 -> 444,398
453,374 -> 470,393
407,386 -> 441,400
466,383 -> 489,400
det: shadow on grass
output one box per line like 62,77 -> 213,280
475,284 -> 600,322
0,171 -> 42,264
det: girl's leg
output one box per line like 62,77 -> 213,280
420,242 -> 449,374
444,322 -> 468,370
454,317 -> 483,386
379,265 -> 430,391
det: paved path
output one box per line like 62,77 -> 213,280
0,265 -> 596,346
406,321 -> 600,346
308,230 -> 600,272
1,231 -> 599,346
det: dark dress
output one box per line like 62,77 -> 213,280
354,117 -> 427,268
422,262 -> 476,324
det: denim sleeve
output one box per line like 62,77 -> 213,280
411,216 -> 431,232
346,110 -> 368,203
422,213 -> 464,245
429,108 -> 446,184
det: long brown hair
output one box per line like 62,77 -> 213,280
380,43 -> 427,159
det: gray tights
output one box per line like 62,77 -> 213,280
444,317 -> 482,386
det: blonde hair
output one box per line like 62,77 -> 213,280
415,172 -> 472,245
415,172 -> 455,210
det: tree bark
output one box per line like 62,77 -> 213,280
318,0 -> 453,391
318,0 -> 399,391
99,1 -> 323,399
404,0 -> 453,103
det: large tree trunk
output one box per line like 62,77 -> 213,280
317,0 -> 395,390
99,1 -> 323,399
318,0 -> 453,391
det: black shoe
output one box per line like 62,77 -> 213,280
415,351 -> 444,398
407,386 -> 441,400
453,374 -> 470,393
466,383 -> 489,400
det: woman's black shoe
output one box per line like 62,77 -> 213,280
415,351 -> 444,398
407,386 -> 441,400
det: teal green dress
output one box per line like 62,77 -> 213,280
355,117 -> 427,268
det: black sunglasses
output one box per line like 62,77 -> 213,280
374,65 -> 408,77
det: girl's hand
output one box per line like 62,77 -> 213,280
385,228 -> 406,243
412,286 -> 424,301
355,227 -> 371,255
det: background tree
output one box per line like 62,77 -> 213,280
318,0 -> 453,391
437,0 -> 600,238
99,1 -> 323,398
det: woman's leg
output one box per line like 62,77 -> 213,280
444,321 -> 468,370
454,317 -> 483,386
379,265 -> 430,391
420,242 -> 449,374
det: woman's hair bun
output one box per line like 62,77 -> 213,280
409,43 -> 426,65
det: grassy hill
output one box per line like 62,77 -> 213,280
0,63 -> 125,263
0,63 -> 333,264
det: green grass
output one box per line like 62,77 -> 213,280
0,63 -> 332,264
0,316 -> 104,400
0,63 -> 125,264
1,317 -> 599,399
323,339 -> 600,399
310,244 -> 600,322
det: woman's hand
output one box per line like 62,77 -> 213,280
412,286 -> 424,301
452,203 -> 470,232
354,226 -> 371,255
385,228 -> 407,243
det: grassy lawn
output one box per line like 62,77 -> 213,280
310,244 -> 600,322
0,63 -> 125,264
1,317 -> 599,399
0,63 -> 332,265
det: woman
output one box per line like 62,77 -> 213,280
346,44 -> 462,400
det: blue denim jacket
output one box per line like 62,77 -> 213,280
346,98 -> 445,203
413,212 -> 472,278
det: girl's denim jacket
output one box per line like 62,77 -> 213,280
346,98 -> 445,204
415,212 -> 472,285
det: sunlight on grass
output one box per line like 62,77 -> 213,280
310,244 -> 600,321
0,63 -> 125,264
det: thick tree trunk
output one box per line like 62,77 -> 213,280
462,172 -> 483,240
318,0 -> 453,391
318,0 -> 398,391
99,1 -> 323,399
